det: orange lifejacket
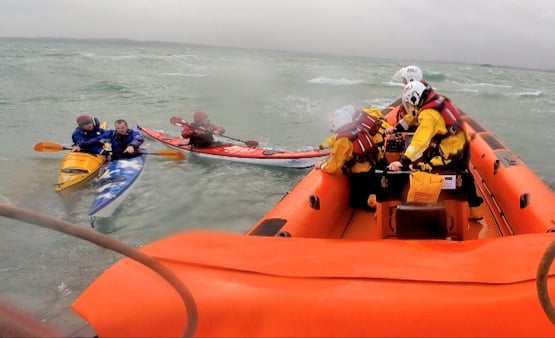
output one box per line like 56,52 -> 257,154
351,131 -> 376,159
420,91 -> 463,135
353,110 -> 384,136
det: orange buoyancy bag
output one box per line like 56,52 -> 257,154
420,94 -> 463,135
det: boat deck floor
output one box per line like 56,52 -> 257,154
341,199 -> 501,241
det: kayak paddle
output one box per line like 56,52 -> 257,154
34,141 -> 185,159
169,116 -> 259,148
143,149 -> 186,159
33,142 -> 71,152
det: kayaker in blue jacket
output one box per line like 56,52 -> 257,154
71,115 -> 106,154
83,119 -> 144,159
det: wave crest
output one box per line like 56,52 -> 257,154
516,90 -> 542,97
308,76 -> 364,86
162,72 -> 207,77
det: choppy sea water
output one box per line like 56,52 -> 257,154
1,38 -> 554,334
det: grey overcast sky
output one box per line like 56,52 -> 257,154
2,0 -> 555,69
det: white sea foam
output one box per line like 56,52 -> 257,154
383,81 -> 404,87
91,54 -> 198,61
308,76 -> 364,86
162,72 -> 207,77
458,88 -> 481,93
266,95 -> 320,117
515,90 -> 542,97
468,82 -> 512,88
57,281 -> 72,297
79,52 -> 97,58
360,98 -> 398,109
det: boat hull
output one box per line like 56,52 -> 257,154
72,230 -> 555,337
138,125 -> 330,168
88,154 -> 147,218
54,152 -> 106,191
73,108 -> 555,337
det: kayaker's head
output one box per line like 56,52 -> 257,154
193,111 -> 209,125
114,119 -> 130,135
76,114 -> 95,131
402,81 -> 429,117
393,65 -> 423,85
328,105 -> 355,133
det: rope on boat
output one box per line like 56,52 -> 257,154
537,239 -> 555,325
0,298 -> 62,337
0,203 -> 198,338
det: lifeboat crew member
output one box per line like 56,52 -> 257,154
387,65 -> 432,130
181,111 -> 225,148
387,81 -> 484,219
392,65 -> 424,85
71,114 -> 106,154
316,105 -> 391,211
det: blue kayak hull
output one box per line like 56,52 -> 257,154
88,154 -> 147,218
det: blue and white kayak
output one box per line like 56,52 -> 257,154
88,153 -> 147,218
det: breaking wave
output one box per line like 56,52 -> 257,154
308,76 -> 364,86
162,72 -> 208,77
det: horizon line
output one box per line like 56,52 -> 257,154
1,35 -> 553,73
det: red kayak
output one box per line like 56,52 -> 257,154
138,125 -> 330,168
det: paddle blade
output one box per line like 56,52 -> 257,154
170,116 -> 189,128
148,149 -> 186,159
33,142 -> 68,152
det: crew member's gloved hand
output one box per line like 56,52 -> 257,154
388,161 -> 403,171
388,155 -> 411,171
412,162 -> 433,172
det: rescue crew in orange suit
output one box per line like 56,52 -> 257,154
316,105 -> 391,211
387,81 -> 484,219
181,111 -> 225,148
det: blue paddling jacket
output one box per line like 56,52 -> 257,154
71,120 -> 106,154
84,128 -> 144,158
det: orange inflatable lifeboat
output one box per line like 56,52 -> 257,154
71,104 -> 555,337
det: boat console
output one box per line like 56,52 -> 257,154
374,168 -> 470,240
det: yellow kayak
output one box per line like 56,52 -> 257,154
54,121 -> 107,192
55,152 -> 106,191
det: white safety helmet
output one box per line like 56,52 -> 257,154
328,105 -> 355,132
392,65 -> 423,84
402,81 -> 429,116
